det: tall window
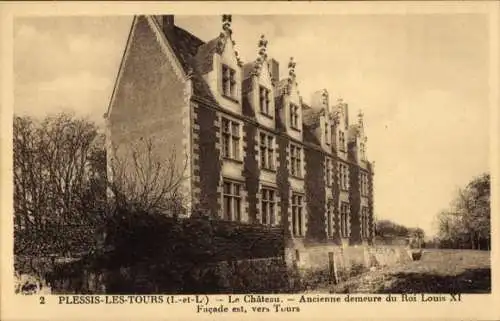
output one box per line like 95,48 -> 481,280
338,131 -> 345,151
326,199 -> 334,238
360,173 -> 369,196
340,202 -> 350,238
221,117 -> 241,161
339,163 -> 349,191
360,142 -> 366,160
325,157 -> 332,186
223,180 -> 242,221
259,86 -> 271,116
261,187 -> 277,225
361,207 -> 369,239
290,103 -> 300,129
292,194 -> 304,236
325,121 -> 330,145
259,132 -> 275,170
290,144 -> 302,178
360,173 -> 364,196
222,64 -> 237,99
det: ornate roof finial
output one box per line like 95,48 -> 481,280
258,34 -> 268,60
358,110 -> 364,126
251,35 -> 269,76
321,89 -> 328,106
288,57 -> 296,79
222,14 -> 232,35
235,50 -> 243,67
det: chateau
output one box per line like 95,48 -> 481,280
105,15 -> 375,262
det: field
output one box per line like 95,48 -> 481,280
319,249 -> 491,294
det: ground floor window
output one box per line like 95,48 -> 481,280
340,202 -> 350,238
361,206 -> 370,239
326,199 -> 334,237
222,180 -> 242,221
292,194 -> 304,236
261,187 -> 277,225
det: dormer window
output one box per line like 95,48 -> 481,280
259,86 -> 271,117
339,131 -> 346,151
360,142 -> 366,160
325,120 -> 330,145
222,64 -> 237,100
290,103 -> 300,130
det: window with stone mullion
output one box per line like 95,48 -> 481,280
292,194 -> 303,236
223,181 -> 242,221
261,188 -> 276,225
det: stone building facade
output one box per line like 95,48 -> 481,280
105,15 -> 375,264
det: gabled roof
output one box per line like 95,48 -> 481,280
154,17 -> 218,105
194,35 -> 225,74
113,15 -> 369,154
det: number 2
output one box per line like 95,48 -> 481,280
39,296 -> 45,304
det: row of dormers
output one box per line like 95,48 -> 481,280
159,14 -> 369,162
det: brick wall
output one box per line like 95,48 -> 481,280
304,146 -> 327,244
348,162 -> 362,245
277,134 -> 291,238
367,162 -> 375,243
243,122 -> 259,223
194,104 -> 221,217
108,16 -> 189,211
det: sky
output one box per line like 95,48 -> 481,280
13,14 -> 490,236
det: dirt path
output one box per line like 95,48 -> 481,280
308,249 -> 491,294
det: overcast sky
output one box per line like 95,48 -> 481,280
13,14 -> 490,236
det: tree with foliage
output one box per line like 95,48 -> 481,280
375,219 -> 425,247
376,219 -> 409,238
436,173 -> 490,250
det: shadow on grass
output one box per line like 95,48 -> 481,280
378,268 -> 491,294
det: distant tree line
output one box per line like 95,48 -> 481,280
434,173 -> 490,250
375,219 -> 425,248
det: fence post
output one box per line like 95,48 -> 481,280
328,252 -> 339,284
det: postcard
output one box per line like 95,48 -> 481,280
1,1 -> 499,320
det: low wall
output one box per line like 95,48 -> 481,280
44,245 -> 412,294
369,246 -> 413,267
285,244 -> 412,288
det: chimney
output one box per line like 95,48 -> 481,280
310,89 -> 328,111
268,58 -> 279,86
162,15 -> 175,33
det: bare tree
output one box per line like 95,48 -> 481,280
106,137 -> 190,217
14,112 -> 192,258
14,113 -> 107,269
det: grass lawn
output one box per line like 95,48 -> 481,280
327,249 -> 490,294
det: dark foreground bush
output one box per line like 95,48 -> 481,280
45,211 -> 295,294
